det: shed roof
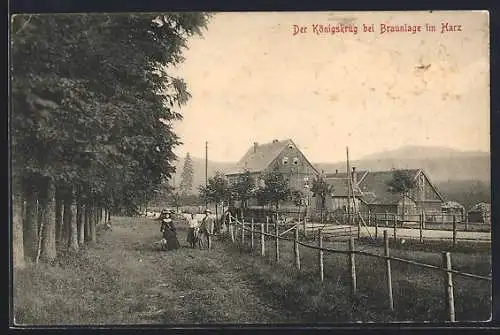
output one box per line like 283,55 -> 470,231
325,177 -> 363,197
442,201 -> 465,209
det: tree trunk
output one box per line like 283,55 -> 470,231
89,202 -> 96,244
84,204 -> 91,242
54,186 -> 63,250
64,187 -> 78,252
23,185 -> 38,262
39,179 -> 57,263
107,208 -> 111,222
76,201 -> 84,246
12,182 -> 26,269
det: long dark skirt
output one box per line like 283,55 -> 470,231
187,228 -> 196,244
163,229 -> 180,250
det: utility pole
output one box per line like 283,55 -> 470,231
346,146 -> 351,225
205,141 -> 208,208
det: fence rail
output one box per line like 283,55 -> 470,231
227,214 -> 491,322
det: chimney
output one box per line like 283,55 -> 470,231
272,139 -> 279,143
351,167 -> 357,185
253,142 -> 258,153
335,169 -> 338,175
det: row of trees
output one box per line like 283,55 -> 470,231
11,13 -> 210,269
198,167 -> 336,222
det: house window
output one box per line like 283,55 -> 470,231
293,157 -> 299,165
282,157 -> 289,165
288,144 -> 294,150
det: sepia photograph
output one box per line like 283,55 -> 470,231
10,10 -> 491,325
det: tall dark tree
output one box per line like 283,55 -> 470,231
179,153 -> 194,196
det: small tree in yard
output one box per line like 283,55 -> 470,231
387,170 -> 417,225
230,170 -> 255,218
255,167 -> 290,219
198,171 -> 230,225
311,176 -> 334,223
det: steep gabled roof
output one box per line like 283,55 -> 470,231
358,169 -> 421,205
226,139 -> 293,175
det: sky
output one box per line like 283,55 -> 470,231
170,11 -> 490,163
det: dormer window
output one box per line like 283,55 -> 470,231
293,157 -> 299,165
282,157 -> 289,165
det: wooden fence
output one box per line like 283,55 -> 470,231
226,214 -> 491,322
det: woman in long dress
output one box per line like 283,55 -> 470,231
160,213 -> 180,250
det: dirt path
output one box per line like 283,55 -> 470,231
91,216 -> 291,324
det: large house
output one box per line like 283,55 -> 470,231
316,168 -> 444,218
225,139 -> 319,207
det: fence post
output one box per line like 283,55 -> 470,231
422,210 -> 426,229
229,215 -> 235,243
385,211 -> 389,227
452,215 -> 457,248
357,217 -> 361,239
275,219 -> 279,263
368,209 -> 371,226
349,237 -> 357,296
303,216 -> 307,238
266,216 -> 269,234
393,214 -> 397,242
241,220 -> 245,245
374,211 -> 379,239
419,210 -> 424,243
294,225 -> 300,270
318,229 -> 324,282
251,218 -> 254,250
465,211 -> 469,232
384,231 -> 394,311
442,252 -> 455,322
260,223 -> 265,256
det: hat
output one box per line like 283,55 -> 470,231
161,209 -> 169,214
205,209 -> 212,213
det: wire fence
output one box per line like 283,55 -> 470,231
225,214 -> 491,322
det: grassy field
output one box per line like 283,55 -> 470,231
13,216 -> 491,325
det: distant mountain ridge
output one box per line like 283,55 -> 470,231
172,146 -> 490,191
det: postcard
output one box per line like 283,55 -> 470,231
11,11 -> 490,326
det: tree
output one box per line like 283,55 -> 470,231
311,175 -> 334,223
179,153 -> 194,196
198,171 -> 230,225
11,13 -> 211,265
255,167 -> 290,216
387,170 -> 417,225
230,170 -> 255,217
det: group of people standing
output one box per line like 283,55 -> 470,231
158,208 -> 216,250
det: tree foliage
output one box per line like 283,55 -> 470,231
198,171 -> 230,206
179,152 -> 194,196
230,170 -> 255,209
311,175 -> 334,209
255,167 -> 290,211
11,13 -> 210,212
387,170 -> 417,197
